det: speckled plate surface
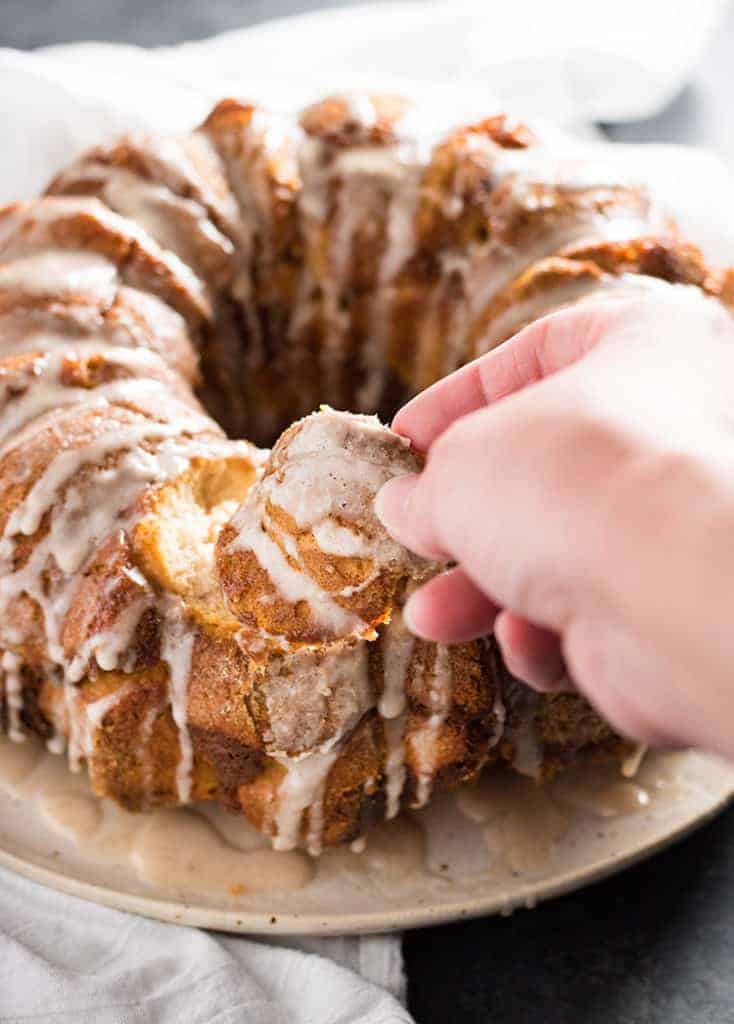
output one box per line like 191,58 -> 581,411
0,741 -> 731,935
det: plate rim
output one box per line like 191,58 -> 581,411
0,775 -> 731,936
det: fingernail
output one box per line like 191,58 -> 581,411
374,473 -> 419,541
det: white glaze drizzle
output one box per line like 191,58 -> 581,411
265,620 -> 379,852
358,150 -> 423,411
72,162 -> 235,273
298,104 -> 424,411
0,197 -> 209,318
0,342 -> 171,426
272,747 -> 339,855
159,596 -> 196,803
383,716 -> 407,821
66,582 -> 155,684
377,608 -> 417,820
65,683 -> 134,773
1,650 -> 25,743
507,688 -> 543,780
294,101 -> 667,412
0,250 -> 118,299
377,607 -> 415,721
0,393 -> 221,668
621,744 -> 648,779
411,645 -> 454,808
267,639 -> 373,851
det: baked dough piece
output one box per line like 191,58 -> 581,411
218,408 -> 429,653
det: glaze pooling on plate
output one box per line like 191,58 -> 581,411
0,735 -> 729,932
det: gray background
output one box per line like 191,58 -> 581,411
2,2 -> 734,1021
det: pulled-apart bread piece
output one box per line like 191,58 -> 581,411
218,408 -> 430,653
2,91 -> 732,853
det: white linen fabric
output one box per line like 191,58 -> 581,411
0,867 -> 410,1023
0,2 -> 731,1022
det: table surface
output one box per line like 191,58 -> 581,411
2,2 -> 734,1021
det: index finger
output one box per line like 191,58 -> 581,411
392,299 -> 619,451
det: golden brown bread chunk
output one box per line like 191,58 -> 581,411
0,91 -> 729,852
217,408 -> 429,653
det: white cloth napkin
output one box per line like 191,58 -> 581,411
0,2 -> 732,1022
0,867 -> 409,1023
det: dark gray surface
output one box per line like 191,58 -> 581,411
2,2 -> 734,1022
0,0 -> 355,48
406,812 -> 734,1023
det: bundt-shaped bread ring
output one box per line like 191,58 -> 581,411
0,92 -> 731,852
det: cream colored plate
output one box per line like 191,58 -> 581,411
0,738 -> 731,935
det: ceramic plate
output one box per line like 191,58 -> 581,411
0,739 -> 731,935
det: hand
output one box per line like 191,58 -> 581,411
376,289 -> 734,758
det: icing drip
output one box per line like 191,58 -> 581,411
490,675 -> 507,747
412,645 -> 454,808
383,716 -> 407,821
0,346 -> 178,443
85,687 -> 131,742
621,744 -> 648,779
64,685 -> 84,773
0,299 -> 191,372
159,596 -> 196,804
377,608 -> 416,820
467,189 -> 656,325
273,747 -> 339,855
1,651 -> 25,743
46,730 -> 66,757
79,164 -> 235,274
204,108 -> 297,369
358,152 -> 422,412
507,689 -> 543,780
0,425 -> 214,670
66,582 -> 155,683
299,116 -> 424,411
268,642 -> 372,851
377,608 -> 415,720
340,92 -> 378,128
66,684 -> 133,773
271,411 -> 414,535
